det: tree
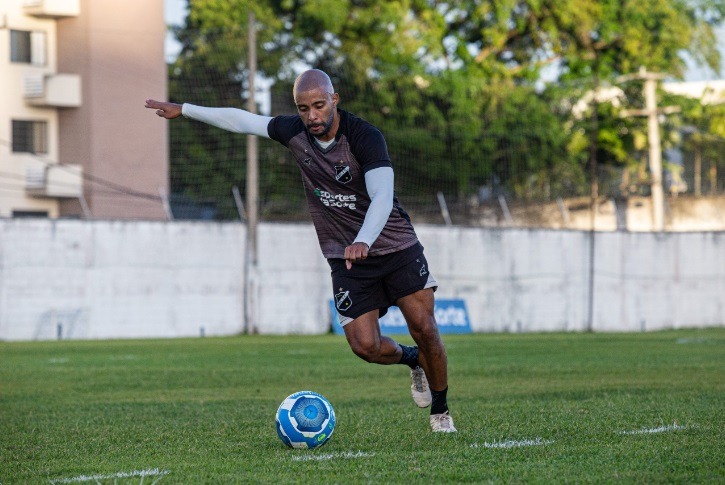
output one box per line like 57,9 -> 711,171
167,0 -> 725,220
667,91 -> 725,195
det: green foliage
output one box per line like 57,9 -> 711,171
551,0 -> 725,80
666,90 -> 725,185
167,0 -> 725,219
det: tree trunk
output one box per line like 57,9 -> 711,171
620,166 -> 630,194
694,148 -> 702,197
710,162 -> 718,195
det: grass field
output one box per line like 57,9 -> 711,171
1,329 -> 723,484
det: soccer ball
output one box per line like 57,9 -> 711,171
275,391 -> 336,449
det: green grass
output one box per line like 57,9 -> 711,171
1,329 -> 724,484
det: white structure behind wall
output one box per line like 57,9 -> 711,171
0,219 -> 722,341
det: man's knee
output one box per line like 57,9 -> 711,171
408,315 -> 439,341
349,338 -> 382,363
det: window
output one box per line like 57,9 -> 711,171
10,29 -> 46,65
12,120 -> 48,154
12,210 -> 49,218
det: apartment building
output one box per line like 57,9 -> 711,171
0,0 -> 168,219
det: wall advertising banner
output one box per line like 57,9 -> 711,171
330,299 -> 472,335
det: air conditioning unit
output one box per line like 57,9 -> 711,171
23,0 -> 80,18
26,164 -> 83,198
24,74 -> 82,108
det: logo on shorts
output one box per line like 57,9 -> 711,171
418,260 -> 428,277
335,164 -> 352,184
335,290 -> 352,312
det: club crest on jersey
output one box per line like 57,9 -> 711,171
335,164 -> 352,184
335,290 -> 352,312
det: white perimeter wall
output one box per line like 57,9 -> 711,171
0,219 -> 722,341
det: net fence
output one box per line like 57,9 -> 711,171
166,36 -> 725,225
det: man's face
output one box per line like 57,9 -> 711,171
294,87 -> 338,139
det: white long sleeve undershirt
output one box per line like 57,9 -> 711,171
181,103 -> 393,250
182,103 -> 273,138
354,167 -> 394,249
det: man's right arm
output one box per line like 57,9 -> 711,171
145,99 -> 272,139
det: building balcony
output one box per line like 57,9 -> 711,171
24,73 -> 82,108
23,0 -> 80,18
26,163 -> 83,198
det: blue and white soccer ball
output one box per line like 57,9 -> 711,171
275,391 -> 336,449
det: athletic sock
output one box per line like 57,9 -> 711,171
430,386 -> 449,415
398,344 -> 419,369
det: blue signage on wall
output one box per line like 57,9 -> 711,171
329,299 -> 472,335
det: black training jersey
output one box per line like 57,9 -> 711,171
267,109 -> 419,259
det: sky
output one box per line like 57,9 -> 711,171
164,0 -> 725,82
164,0 -> 186,62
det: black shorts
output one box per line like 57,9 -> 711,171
329,242 -> 438,326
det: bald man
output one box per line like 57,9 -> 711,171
146,69 -> 456,432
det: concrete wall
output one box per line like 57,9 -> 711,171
0,219 -> 722,341
0,219 -> 244,340
416,226 -> 724,333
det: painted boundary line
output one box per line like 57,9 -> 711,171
618,423 -> 690,435
469,422 -> 692,449
49,468 -> 169,484
470,438 -> 554,449
291,451 -> 375,461
44,423 -> 696,479
675,338 -> 712,344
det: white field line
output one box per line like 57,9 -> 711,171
48,468 -> 169,484
48,358 -> 69,364
108,354 -> 138,361
291,451 -> 375,461
619,423 -> 689,435
470,438 -> 554,449
676,338 -> 711,344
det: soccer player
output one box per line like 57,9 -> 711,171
145,69 -> 456,432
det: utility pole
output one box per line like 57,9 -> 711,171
586,56 -> 600,333
244,10 -> 259,333
618,67 -> 679,231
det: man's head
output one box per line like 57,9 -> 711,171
293,69 -> 339,140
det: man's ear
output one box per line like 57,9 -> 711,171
332,92 -> 340,108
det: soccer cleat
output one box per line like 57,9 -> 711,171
410,366 -> 432,408
430,412 -> 457,433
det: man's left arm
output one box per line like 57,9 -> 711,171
344,167 -> 394,269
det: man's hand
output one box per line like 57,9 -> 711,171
145,99 -> 182,119
344,242 -> 369,270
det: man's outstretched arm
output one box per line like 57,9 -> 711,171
145,99 -> 272,138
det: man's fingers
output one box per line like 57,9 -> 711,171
344,248 -> 354,270
344,243 -> 369,270
344,245 -> 356,270
145,100 -> 181,119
